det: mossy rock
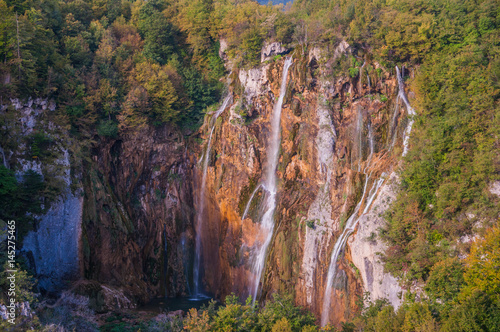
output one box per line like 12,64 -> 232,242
72,280 -> 107,313
72,280 -> 136,313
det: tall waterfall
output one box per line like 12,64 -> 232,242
321,66 -> 416,325
396,66 -> 416,156
193,94 -> 232,297
300,98 -> 336,305
248,57 -> 293,304
180,233 -> 192,296
163,226 -> 168,297
320,173 -> 385,326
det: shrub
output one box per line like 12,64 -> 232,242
97,120 -> 118,138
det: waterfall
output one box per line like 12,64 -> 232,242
358,62 -> 366,93
248,57 -> 293,304
180,234 -> 192,296
0,146 -> 8,169
396,66 -> 416,156
321,173 -> 385,326
242,184 -> 262,220
321,66 -> 416,325
367,74 -> 371,93
388,93 -> 401,150
193,94 -> 232,298
367,123 -> 374,166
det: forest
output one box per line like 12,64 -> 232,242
0,0 -> 499,330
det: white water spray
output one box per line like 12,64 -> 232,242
321,66 -> 416,325
321,173 -> 385,326
396,66 -> 415,156
193,94 -> 232,297
358,61 -> 366,93
242,184 -> 263,221
248,57 -> 293,304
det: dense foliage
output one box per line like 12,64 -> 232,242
0,0 -> 299,135
183,294 -> 318,332
351,228 -> 500,331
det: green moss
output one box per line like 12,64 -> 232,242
238,175 -> 259,216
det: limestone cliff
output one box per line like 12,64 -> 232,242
5,98 -> 197,306
1,98 -> 82,294
196,42 -> 411,325
81,125 -> 196,303
9,40 -> 414,327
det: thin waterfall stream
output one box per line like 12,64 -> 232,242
397,66 -> 416,156
248,57 -> 293,304
321,66 -> 416,325
193,94 -> 232,298
242,184 -> 262,221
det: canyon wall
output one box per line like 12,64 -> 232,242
10,40 -> 414,326
197,42 -> 410,325
5,99 -> 197,305
0,99 -> 83,294
81,125 -> 196,303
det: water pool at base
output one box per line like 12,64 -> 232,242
141,296 -> 215,313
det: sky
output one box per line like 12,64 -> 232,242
256,0 -> 293,5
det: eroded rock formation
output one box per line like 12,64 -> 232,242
196,43 -> 411,325
13,40 -> 415,326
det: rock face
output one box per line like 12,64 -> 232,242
348,172 -> 403,308
0,98 -> 83,293
261,41 -> 289,62
81,125 -> 196,303
9,41 -> 413,327
5,98 -> 196,304
23,189 -> 83,292
195,43 -> 413,325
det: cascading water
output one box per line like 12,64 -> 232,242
248,57 -> 293,304
193,94 -> 232,298
321,66 -> 416,325
180,234 -> 192,296
388,93 -> 401,150
0,146 -> 8,168
242,184 -> 262,220
163,226 -> 168,297
396,66 -> 416,156
321,173 -> 385,326
358,61 -> 366,93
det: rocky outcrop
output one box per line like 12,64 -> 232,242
81,124 -> 195,303
23,186 -> 83,292
0,98 -> 83,293
348,172 -> 403,308
261,41 -> 289,62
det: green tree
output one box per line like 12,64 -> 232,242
137,0 -> 177,65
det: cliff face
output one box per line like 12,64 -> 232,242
196,43 -> 409,324
6,99 -> 195,304
81,125 -> 196,303
12,40 -> 412,325
0,98 -> 83,294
